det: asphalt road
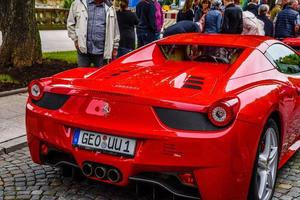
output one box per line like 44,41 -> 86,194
0,31 -> 75,52
0,147 -> 299,200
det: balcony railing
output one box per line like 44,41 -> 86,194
35,8 -> 69,30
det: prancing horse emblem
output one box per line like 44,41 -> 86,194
85,100 -> 111,117
102,102 -> 111,116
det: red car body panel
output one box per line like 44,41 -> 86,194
26,34 -> 300,200
283,37 -> 300,52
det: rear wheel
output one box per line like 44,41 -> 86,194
249,119 -> 280,200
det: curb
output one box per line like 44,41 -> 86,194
0,87 -> 27,97
0,135 -> 27,155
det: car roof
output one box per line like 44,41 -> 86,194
282,38 -> 300,47
158,33 -> 274,49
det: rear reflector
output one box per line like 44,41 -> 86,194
178,173 -> 197,187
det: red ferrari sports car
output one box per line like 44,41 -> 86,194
26,34 -> 300,200
283,38 -> 300,52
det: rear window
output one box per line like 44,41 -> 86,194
160,45 -> 244,64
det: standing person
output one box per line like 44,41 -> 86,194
201,0 -> 211,16
257,4 -> 274,36
136,0 -> 157,47
176,0 -> 194,22
270,0 -> 282,21
67,0 -> 120,67
154,0 -> 164,40
221,0 -> 243,34
244,0 -> 259,15
193,0 -> 202,22
163,21 -> 201,37
116,0 -> 139,57
199,0 -> 211,32
204,0 -> 222,33
275,0 -> 300,38
242,10 -> 265,35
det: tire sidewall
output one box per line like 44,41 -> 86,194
248,118 -> 280,200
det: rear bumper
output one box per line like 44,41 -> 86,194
26,100 -> 262,200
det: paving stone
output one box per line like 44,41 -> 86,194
16,194 -> 31,199
31,190 -> 43,195
279,195 -> 293,200
30,195 -> 41,200
286,191 -> 300,198
278,184 -> 293,190
17,191 -> 31,195
4,196 -> 16,200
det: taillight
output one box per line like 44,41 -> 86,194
208,97 -> 239,127
28,80 -> 44,100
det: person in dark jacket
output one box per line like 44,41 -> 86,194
221,0 -> 243,34
204,0 -> 222,33
275,0 -> 300,38
177,0 -> 194,22
136,0 -> 156,47
257,4 -> 274,37
244,0 -> 259,16
163,20 -> 201,37
116,0 -> 139,57
193,0 -> 202,22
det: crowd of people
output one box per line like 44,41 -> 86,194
67,0 -> 300,67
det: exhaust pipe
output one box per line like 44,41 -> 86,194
95,166 -> 107,179
82,163 -> 93,177
107,168 -> 121,183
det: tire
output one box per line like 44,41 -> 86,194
248,118 -> 280,200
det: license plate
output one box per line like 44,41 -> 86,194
73,129 -> 136,156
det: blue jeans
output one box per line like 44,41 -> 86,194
117,47 -> 132,58
137,31 -> 155,48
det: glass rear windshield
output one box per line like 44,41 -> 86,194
160,45 -> 244,64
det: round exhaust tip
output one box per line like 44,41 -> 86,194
82,163 -> 93,177
95,166 -> 107,179
107,168 -> 121,183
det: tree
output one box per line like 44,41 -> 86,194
0,0 -> 42,68
63,0 -> 75,8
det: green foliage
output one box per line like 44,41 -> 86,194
43,51 -> 78,64
0,74 -> 19,84
276,54 -> 300,74
63,0 -> 75,8
279,54 -> 300,66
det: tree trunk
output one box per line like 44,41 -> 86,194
0,0 -> 42,68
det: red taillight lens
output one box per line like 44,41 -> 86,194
28,80 -> 44,100
208,97 -> 239,127
178,172 -> 197,187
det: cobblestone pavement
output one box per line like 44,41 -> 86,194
0,147 -> 299,200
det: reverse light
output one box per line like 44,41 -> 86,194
178,172 -> 197,187
28,80 -> 44,100
208,97 -> 239,127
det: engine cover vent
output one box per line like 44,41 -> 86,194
182,76 -> 204,90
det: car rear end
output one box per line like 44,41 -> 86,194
26,80 -> 261,200
26,36 -> 265,199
